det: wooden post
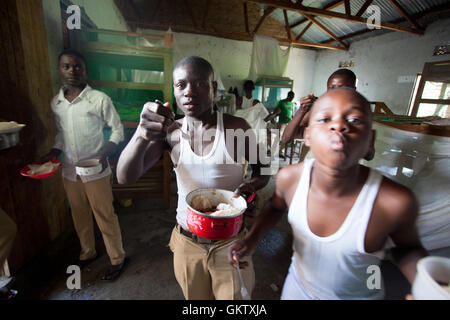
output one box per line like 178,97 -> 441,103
0,0 -> 71,272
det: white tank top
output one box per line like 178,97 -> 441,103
241,96 -> 255,109
288,158 -> 385,300
174,111 -> 244,230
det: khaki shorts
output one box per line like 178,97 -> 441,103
168,225 -> 255,300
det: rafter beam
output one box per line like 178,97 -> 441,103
344,0 -> 351,16
355,0 -> 373,17
150,0 -> 162,22
283,9 -> 292,41
295,21 -> 312,41
122,20 -> 347,51
289,0 -> 344,29
302,12 -> 349,49
202,0 -> 212,29
253,6 -> 276,34
243,1 -> 250,33
246,0 -> 423,35
321,2 -> 449,45
387,0 -> 423,31
113,0 -> 140,31
183,0 -> 197,28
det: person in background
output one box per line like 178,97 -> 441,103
281,69 -> 357,148
228,88 -> 427,300
117,56 -> 270,300
41,49 -> 128,281
265,91 -> 295,155
236,80 -> 260,110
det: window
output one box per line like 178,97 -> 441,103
408,60 -> 450,118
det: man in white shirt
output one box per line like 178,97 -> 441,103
42,49 -> 128,280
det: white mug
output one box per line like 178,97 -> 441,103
412,256 -> 450,300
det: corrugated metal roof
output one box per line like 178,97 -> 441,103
269,0 -> 450,47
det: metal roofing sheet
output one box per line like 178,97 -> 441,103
270,0 -> 450,45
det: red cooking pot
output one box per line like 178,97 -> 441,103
186,188 -> 248,240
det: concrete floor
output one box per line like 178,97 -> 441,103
9,153 -> 449,300
12,170 -> 292,300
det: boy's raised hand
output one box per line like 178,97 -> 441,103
299,93 -> 316,113
137,101 -> 174,141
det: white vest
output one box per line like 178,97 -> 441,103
287,159 -> 386,299
241,96 -> 255,109
174,112 -> 244,230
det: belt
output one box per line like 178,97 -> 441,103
177,224 -> 218,244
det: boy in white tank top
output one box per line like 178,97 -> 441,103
117,56 -> 270,300
228,88 -> 428,299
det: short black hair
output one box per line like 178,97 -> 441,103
174,56 -> 214,79
58,49 -> 87,67
243,80 -> 255,91
287,91 -> 295,96
328,69 -> 357,86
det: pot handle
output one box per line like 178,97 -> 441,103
246,192 -> 256,204
211,221 -> 227,229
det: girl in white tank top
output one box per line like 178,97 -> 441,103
282,158 -> 387,300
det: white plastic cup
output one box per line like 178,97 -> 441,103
411,256 -> 450,300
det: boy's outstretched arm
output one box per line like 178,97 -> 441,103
228,167 -> 292,268
281,94 -> 315,146
117,101 -> 173,184
386,185 -> 428,284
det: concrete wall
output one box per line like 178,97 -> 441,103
171,32 -> 317,97
284,48 -> 317,100
311,18 -> 450,115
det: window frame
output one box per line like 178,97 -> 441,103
408,60 -> 450,117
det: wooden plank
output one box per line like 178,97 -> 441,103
243,1 -> 249,34
82,27 -> 165,40
387,0 -> 423,31
202,0 -> 211,29
374,120 -> 450,138
344,0 -> 351,15
150,0 -> 162,22
295,21 -> 312,41
81,40 -> 172,57
89,80 -> 165,91
253,6 -> 275,34
283,9 -> 291,41
321,27 -> 372,44
355,0 -> 373,17
418,99 -> 450,105
183,0 -> 198,28
113,0 -> 140,31
131,20 -> 346,50
289,0 -> 344,29
0,0 -> 70,272
302,12 -> 349,49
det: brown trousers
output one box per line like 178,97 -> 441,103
0,208 -> 17,269
62,175 -> 125,265
169,225 -> 255,300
